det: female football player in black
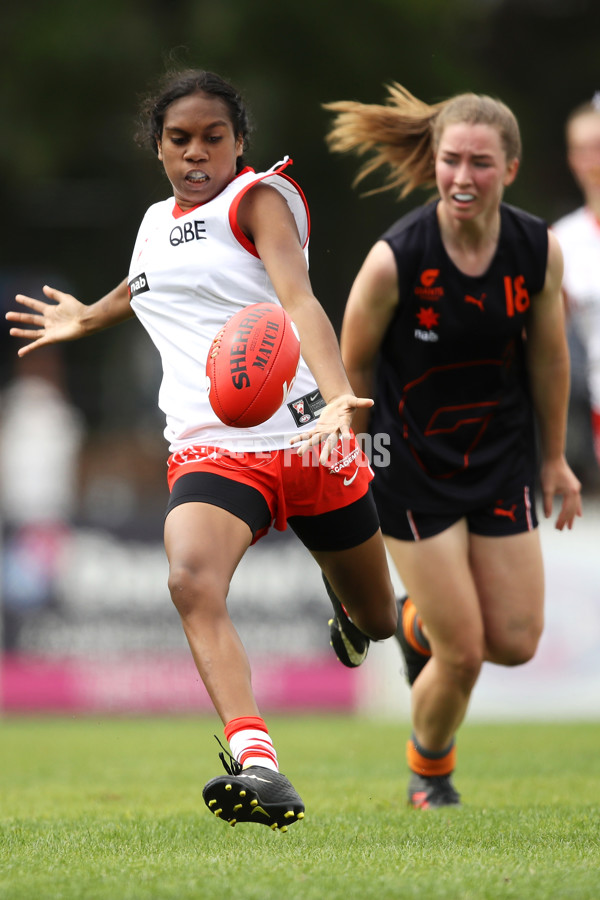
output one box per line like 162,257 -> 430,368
315,84 -> 582,808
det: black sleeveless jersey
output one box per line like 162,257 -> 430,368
370,200 -> 548,514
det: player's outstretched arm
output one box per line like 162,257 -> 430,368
6,279 -> 134,357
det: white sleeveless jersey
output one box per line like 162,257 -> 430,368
553,206 -> 600,408
128,158 -> 322,452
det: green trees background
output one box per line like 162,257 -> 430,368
1,0 -> 598,426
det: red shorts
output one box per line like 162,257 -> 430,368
166,436 -> 375,545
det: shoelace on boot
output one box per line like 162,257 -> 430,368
213,734 -> 243,776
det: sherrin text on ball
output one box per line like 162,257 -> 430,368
206,302 -> 301,427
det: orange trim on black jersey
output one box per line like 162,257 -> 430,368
398,357 -> 511,480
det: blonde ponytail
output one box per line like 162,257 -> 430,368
325,83 -> 521,199
324,83 -> 440,197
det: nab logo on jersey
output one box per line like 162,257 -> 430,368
128,273 -> 150,299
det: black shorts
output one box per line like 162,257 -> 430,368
166,471 -> 380,552
378,482 -> 538,541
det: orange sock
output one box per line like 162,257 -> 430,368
407,735 -> 455,777
224,716 -> 279,771
403,598 -> 431,656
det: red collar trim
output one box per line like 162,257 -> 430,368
171,166 -> 255,218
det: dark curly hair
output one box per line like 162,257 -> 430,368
136,69 -> 252,173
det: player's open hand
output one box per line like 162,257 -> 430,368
540,456 -> 582,530
289,393 -> 373,464
6,286 -> 86,356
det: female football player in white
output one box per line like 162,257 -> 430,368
553,95 -> 600,472
7,69 -> 398,830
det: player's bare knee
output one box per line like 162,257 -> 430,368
374,605 -> 398,640
487,622 -> 542,666
446,645 -> 483,688
365,617 -> 395,642
356,597 -> 398,640
167,562 -> 223,619
504,632 -> 542,666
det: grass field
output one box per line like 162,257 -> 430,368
1,716 -> 599,900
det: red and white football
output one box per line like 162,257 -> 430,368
206,302 -> 301,428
